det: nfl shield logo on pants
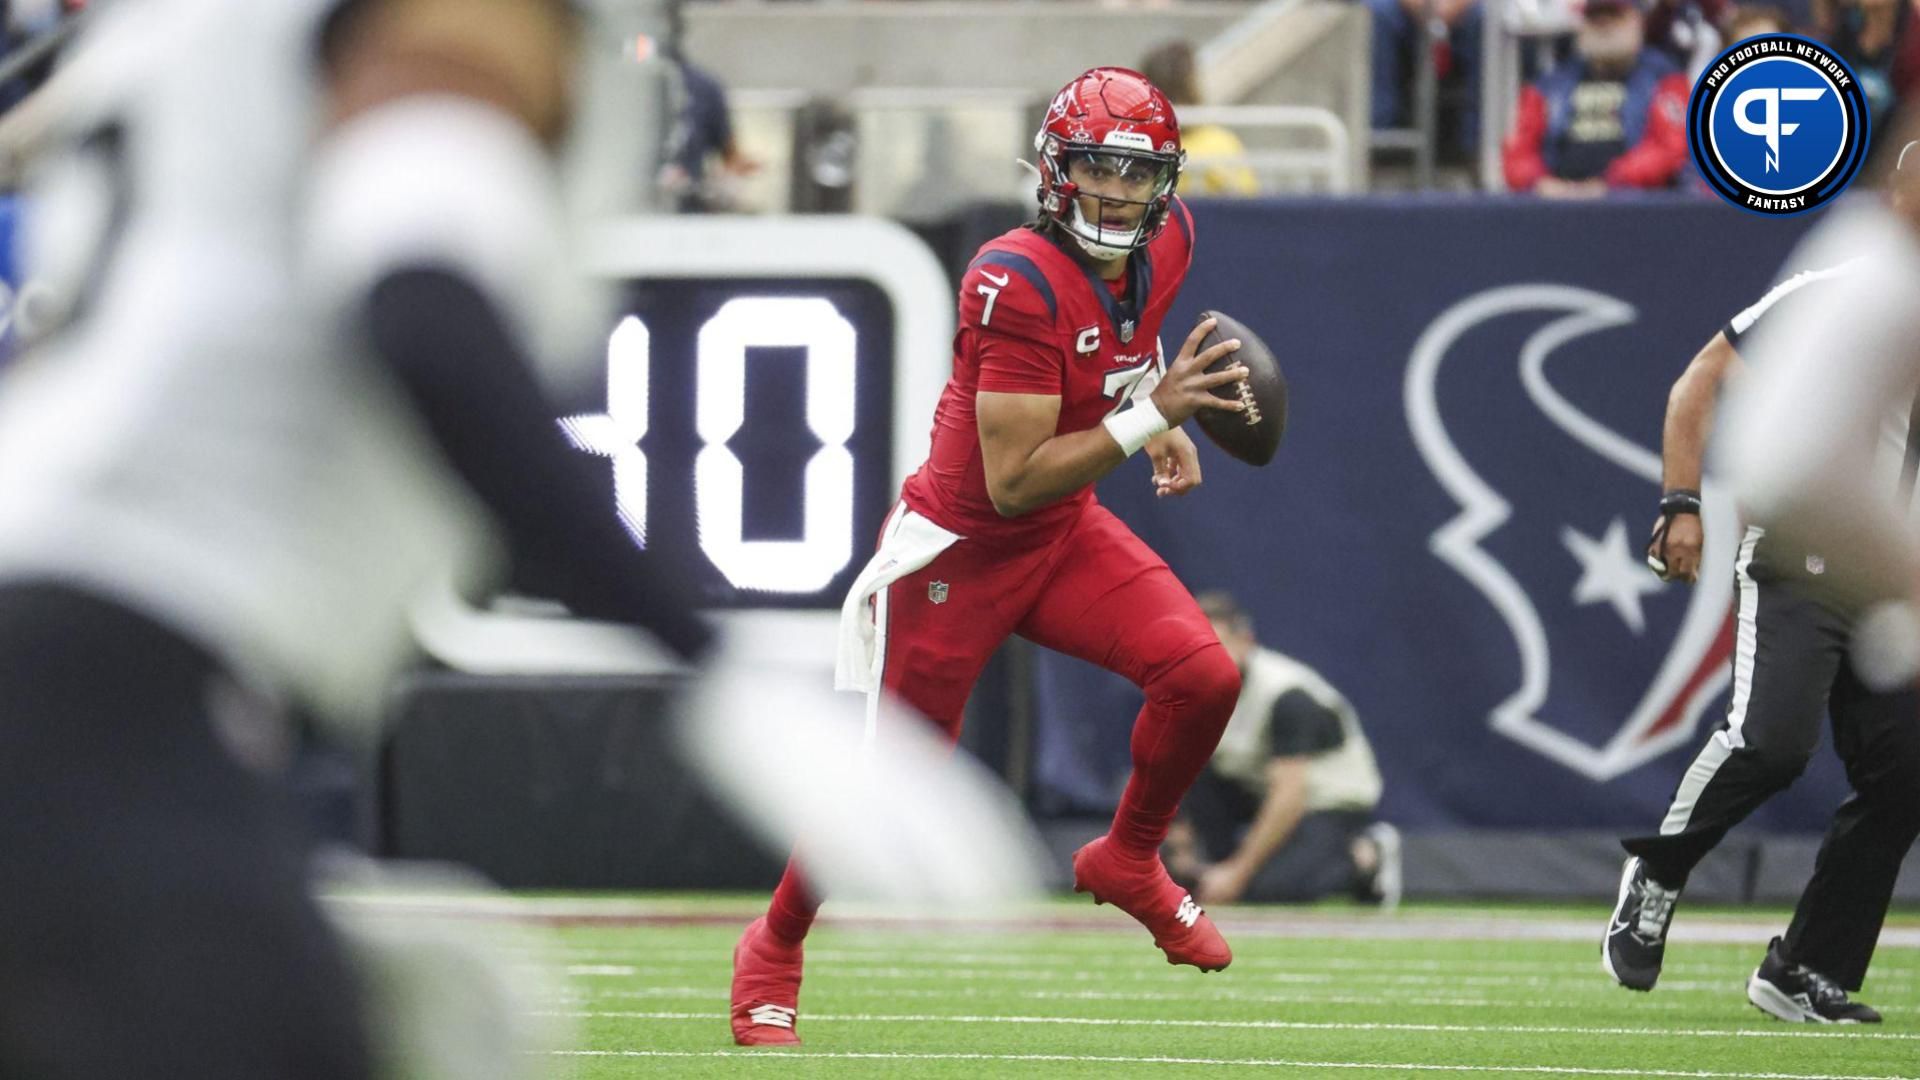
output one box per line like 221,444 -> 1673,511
928,581 -> 950,605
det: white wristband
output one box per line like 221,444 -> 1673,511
1101,400 -> 1171,457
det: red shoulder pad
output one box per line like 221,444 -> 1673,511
961,250 -> 1060,345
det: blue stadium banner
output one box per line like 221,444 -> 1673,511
1031,194 -> 1846,831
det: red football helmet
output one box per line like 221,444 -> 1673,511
1033,67 -> 1185,260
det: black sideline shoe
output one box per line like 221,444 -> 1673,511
1747,937 -> 1881,1024
1603,856 -> 1680,991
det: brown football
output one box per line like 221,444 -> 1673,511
1192,310 -> 1286,467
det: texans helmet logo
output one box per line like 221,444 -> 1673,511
1406,284 -> 1739,781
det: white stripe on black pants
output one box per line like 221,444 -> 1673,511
1621,529 -> 1920,989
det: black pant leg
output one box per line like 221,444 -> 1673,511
1781,663 -> 1920,990
0,586 -> 374,1080
1623,544 -> 1846,888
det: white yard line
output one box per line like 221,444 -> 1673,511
339,894 -> 1920,949
548,1009 -> 1920,1041
563,962 -> 1910,994
568,945 -> 1889,972
557,948 -> 1916,978
565,984 -> 1920,1014
546,1048 -> 1917,1078
556,949 -> 1920,990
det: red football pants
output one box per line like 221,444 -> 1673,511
765,500 -> 1240,944
876,500 -> 1228,740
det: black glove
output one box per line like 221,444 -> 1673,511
1644,489 -> 1702,580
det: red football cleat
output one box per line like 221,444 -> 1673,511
1073,836 -> 1233,972
729,916 -> 804,1046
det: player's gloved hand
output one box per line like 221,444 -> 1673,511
1645,490 -> 1703,583
1150,317 -> 1248,427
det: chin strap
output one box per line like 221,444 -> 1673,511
1643,489 -> 1702,580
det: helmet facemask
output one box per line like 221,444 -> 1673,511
1037,139 -> 1182,261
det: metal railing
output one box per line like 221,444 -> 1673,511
727,90 -> 1357,212
1180,103 -> 1355,193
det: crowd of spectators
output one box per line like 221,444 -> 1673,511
1500,0 -> 1692,196
12,1 -> 1904,207
1366,0 -> 1484,158
672,0 -> 1919,205
1485,0 -> 1919,195
1811,0 -> 1920,138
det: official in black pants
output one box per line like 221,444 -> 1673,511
1609,254 -> 1920,1022
1620,531 -> 1920,997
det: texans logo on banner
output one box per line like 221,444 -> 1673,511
1405,284 -> 1736,781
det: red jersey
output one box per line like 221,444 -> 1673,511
900,199 -> 1197,542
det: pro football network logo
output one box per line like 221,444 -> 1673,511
1688,33 -> 1870,215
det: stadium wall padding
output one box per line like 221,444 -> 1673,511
381,673 -> 785,889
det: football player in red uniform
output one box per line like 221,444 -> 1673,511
730,67 -> 1251,1046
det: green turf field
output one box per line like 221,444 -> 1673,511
523,896 -> 1920,1079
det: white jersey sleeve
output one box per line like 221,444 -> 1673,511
0,0 -> 522,734
1717,205 -> 1920,611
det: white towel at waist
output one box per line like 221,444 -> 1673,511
834,503 -> 962,693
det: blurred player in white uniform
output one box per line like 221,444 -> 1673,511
1713,135 -> 1920,1021
0,1 -> 711,1075
1720,134 -> 1920,597
1721,137 -> 1920,615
